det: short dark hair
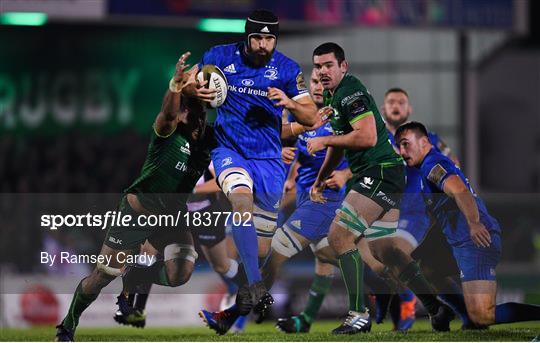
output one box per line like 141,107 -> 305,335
313,42 -> 345,65
395,121 -> 428,141
385,87 -> 409,98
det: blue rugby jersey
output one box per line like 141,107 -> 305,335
200,42 -> 309,159
418,148 -> 500,247
295,121 -> 348,199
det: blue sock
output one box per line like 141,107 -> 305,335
219,258 -> 239,294
495,302 -> 540,324
399,288 -> 415,302
219,274 -> 238,295
231,221 -> 261,285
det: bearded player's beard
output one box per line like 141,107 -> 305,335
246,46 -> 274,67
386,116 -> 407,129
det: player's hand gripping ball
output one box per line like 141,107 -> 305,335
196,64 -> 228,108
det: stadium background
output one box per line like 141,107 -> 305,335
1,0 -> 539,331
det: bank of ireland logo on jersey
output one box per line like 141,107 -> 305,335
242,79 -> 254,86
221,157 -> 233,168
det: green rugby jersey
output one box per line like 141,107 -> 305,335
125,125 -> 213,213
324,73 -> 402,175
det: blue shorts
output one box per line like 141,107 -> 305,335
212,147 -> 286,213
396,193 -> 431,248
452,232 -> 502,282
284,191 -> 342,242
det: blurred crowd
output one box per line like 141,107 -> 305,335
0,130 -> 148,273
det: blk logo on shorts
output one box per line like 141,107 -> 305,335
109,236 -> 123,245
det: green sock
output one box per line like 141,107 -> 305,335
399,261 -> 440,315
157,266 -> 171,286
62,280 -> 99,331
301,274 -> 333,324
337,249 -> 365,312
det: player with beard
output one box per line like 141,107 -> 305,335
187,9 -> 318,333
206,69 -> 350,335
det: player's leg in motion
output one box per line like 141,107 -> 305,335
201,238 -> 248,333
55,244 -> 134,341
275,255 -> 334,333
327,191 -> 384,334
217,167 -> 260,284
114,240 -> 156,328
413,228 -> 474,329
199,165 -> 272,335
368,230 -> 453,332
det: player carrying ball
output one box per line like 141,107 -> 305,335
187,9 -> 318,331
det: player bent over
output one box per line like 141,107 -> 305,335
395,121 -> 540,327
55,52 -> 211,341
308,43 -> 452,334
187,9 -> 318,327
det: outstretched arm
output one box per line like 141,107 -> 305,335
155,52 -> 198,137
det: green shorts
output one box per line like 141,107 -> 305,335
104,195 -> 157,251
348,163 -> 406,212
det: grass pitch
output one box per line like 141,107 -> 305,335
2,320 -> 539,341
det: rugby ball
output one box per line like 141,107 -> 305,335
197,64 -> 228,108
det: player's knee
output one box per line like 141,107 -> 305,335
271,227 -> 302,258
229,196 -> 253,219
163,243 -> 197,286
468,305 -> 495,326
328,228 -> 350,251
86,266 -> 116,291
258,238 -> 272,257
314,250 -> 334,265
212,261 -> 230,275
381,245 -> 410,268
219,169 -> 254,216
166,265 -> 193,287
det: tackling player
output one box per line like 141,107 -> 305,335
383,88 -> 469,331
395,121 -> 540,327
308,43 -> 451,334
113,163 -> 247,332
187,9 -> 318,324
55,52 -> 210,341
